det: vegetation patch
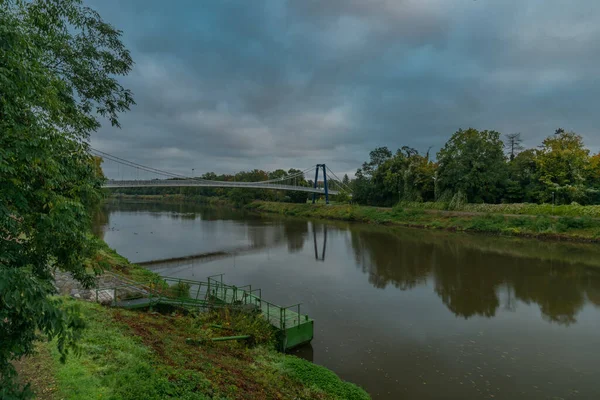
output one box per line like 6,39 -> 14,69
248,201 -> 600,242
281,357 -> 369,400
397,201 -> 600,218
18,300 -> 368,400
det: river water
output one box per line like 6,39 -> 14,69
94,200 -> 600,400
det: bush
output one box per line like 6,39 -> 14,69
169,282 -> 191,298
467,215 -> 505,233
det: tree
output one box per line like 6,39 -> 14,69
588,153 -> 600,203
359,146 -> 392,178
505,133 -> 524,161
286,168 -> 310,203
504,149 -> 540,203
436,128 -> 507,203
0,1 -> 134,396
536,130 -> 591,204
351,147 -> 393,204
589,153 -> 600,186
342,174 -> 350,186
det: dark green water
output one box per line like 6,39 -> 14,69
95,200 -> 600,400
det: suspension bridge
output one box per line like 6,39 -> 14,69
94,149 -> 352,203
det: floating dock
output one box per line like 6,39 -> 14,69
95,273 -> 313,351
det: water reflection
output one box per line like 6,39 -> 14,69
97,200 -> 600,326
348,227 -> 600,324
313,225 -> 327,261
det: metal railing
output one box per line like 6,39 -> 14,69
206,274 -> 309,330
103,179 -> 340,195
95,273 -> 311,330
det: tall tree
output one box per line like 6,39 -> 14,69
505,133 -> 524,161
359,146 -> 392,178
342,174 -> 350,186
436,128 -> 507,203
0,1 -> 134,396
504,149 -> 540,203
536,130 -> 591,204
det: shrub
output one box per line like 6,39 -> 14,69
169,282 -> 191,298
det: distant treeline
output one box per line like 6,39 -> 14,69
351,128 -> 600,207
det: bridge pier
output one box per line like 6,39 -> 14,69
312,164 -> 329,205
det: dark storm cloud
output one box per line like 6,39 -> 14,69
88,0 -> 600,178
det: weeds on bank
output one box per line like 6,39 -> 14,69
397,201 -> 600,218
34,300 -> 367,400
248,201 -> 600,241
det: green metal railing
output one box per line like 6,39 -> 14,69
206,274 -> 309,330
95,273 -> 311,331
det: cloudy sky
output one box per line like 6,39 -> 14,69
88,0 -> 600,179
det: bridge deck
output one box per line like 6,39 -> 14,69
103,179 -> 339,195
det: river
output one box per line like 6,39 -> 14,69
94,200 -> 600,400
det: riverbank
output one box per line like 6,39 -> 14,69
247,201 -> 600,242
17,242 -> 369,400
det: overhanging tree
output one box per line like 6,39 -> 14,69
0,0 -> 134,397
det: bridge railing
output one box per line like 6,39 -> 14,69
102,179 -> 340,195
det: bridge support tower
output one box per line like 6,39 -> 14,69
312,164 -> 329,204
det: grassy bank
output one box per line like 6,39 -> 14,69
397,201 -> 600,218
247,201 -> 600,242
18,243 -> 368,400
19,301 -> 367,400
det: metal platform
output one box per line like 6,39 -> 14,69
96,273 -> 313,351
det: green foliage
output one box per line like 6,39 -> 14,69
25,300 -> 362,400
228,188 -> 254,207
353,146 -> 436,205
466,214 -> 506,233
354,128 -> 600,208
201,307 -> 276,345
398,201 -> 600,218
282,356 -> 370,400
169,281 -> 192,299
437,128 -> 507,203
250,201 -> 600,241
536,130 -> 591,204
448,191 -> 468,210
0,0 -> 134,396
47,300 -> 211,400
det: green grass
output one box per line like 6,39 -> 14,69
247,201 -> 600,242
47,300 -> 209,400
397,201 -> 600,218
87,239 -> 164,285
27,299 -> 368,400
281,357 -> 369,400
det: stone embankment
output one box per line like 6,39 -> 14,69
54,271 -> 144,305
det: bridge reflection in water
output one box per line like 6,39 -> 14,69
313,225 -> 327,261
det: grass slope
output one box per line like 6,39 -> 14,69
247,201 -> 600,242
24,301 -> 368,400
